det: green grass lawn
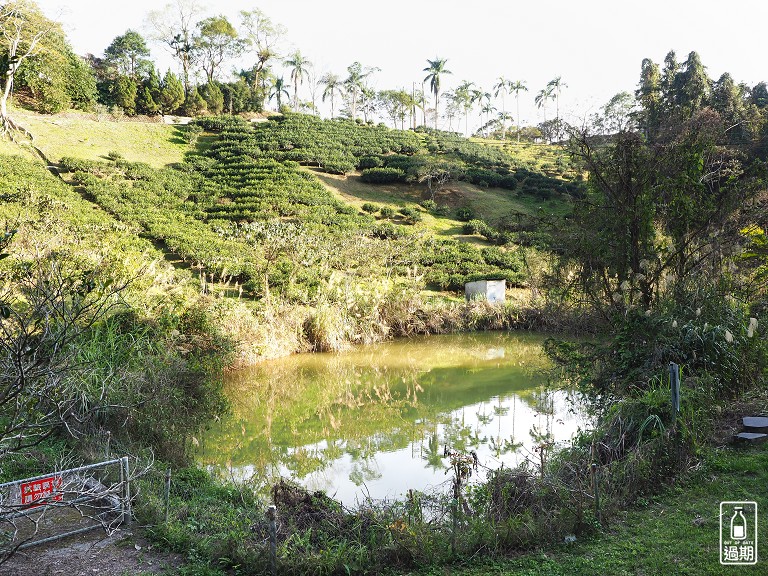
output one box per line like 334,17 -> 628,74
10,107 -> 188,167
407,444 -> 768,575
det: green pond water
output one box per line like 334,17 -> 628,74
198,332 -> 586,504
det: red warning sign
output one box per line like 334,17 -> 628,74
20,476 -> 63,508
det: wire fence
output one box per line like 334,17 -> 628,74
0,457 -> 131,559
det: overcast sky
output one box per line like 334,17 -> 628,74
40,0 -> 768,129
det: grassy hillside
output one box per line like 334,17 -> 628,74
10,107 -> 188,167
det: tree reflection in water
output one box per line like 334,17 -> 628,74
199,332 -> 587,501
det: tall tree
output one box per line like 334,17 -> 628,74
195,15 -> 240,83
146,0 -> 203,95
493,76 -> 511,138
319,72 -> 343,118
269,76 -> 289,110
712,72 -> 749,144
751,82 -> 768,109
547,75 -> 567,140
344,61 -> 378,121
378,89 -> 410,129
159,68 -> 184,113
535,86 -> 554,122
104,30 -> 151,80
660,50 -> 680,116
284,50 -> 311,112
239,8 -> 285,110
423,57 -> 451,129
480,95 -> 495,137
636,58 -> 662,139
454,80 -> 475,136
678,50 -> 710,118
509,80 -> 528,142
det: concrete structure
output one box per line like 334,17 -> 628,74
464,279 -> 506,304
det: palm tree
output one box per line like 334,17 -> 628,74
423,57 -> 452,130
344,61 -> 379,121
454,80 -> 475,136
269,76 -> 290,110
284,50 -> 311,112
481,100 -> 497,138
535,86 -> 555,123
546,76 -> 567,123
493,77 -> 512,139
319,72 -> 344,118
509,80 -> 528,142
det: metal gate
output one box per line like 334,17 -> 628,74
0,457 -> 131,554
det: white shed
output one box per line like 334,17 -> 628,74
464,279 -> 506,304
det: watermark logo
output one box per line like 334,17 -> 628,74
720,501 -> 758,565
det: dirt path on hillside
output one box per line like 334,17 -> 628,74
0,528 -> 183,576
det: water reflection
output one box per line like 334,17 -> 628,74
198,332 -> 586,502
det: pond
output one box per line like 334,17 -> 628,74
197,332 -> 587,504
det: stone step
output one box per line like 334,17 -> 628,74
734,432 -> 768,444
743,416 -> 768,433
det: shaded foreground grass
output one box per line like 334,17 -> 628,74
408,445 -> 768,576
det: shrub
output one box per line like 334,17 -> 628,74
420,199 -> 437,211
361,203 -> 378,214
379,206 -> 395,218
357,156 -> 383,170
360,167 -> 406,184
456,206 -> 475,221
398,206 -> 422,224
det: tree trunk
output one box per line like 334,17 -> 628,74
434,93 -> 439,130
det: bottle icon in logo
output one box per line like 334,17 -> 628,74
731,506 -> 747,540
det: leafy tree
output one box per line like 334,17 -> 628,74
104,29 -> 151,79
200,81 -> 224,114
146,0 -> 202,95
751,82 -> 768,108
195,15 -> 240,83
592,91 -> 636,135
159,68 -> 184,114
412,159 -> 462,201
182,85 -> 207,116
113,75 -> 137,114
564,107 -> 758,310
65,52 -> 97,111
136,85 -> 160,115
284,50 -> 311,112
378,89 -> 411,129
239,8 -> 285,110
423,57 -> 451,129
319,72 -> 343,118
358,85 -> 378,123
0,0 -> 62,136
222,77 -> 253,113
